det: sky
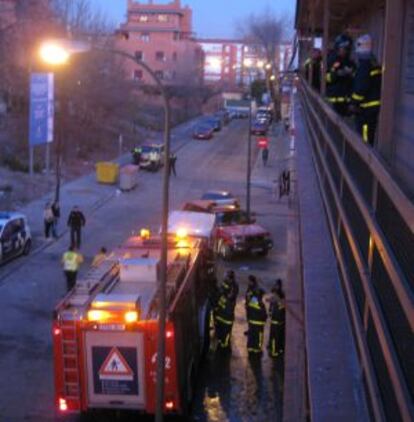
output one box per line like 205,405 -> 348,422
90,0 -> 295,39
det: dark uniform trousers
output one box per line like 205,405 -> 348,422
214,295 -> 234,349
268,301 -> 286,357
246,298 -> 267,354
355,107 -> 379,146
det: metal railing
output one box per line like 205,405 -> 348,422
299,80 -> 414,422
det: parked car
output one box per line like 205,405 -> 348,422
202,116 -> 222,131
0,212 -> 31,264
193,124 -> 214,140
214,110 -> 230,125
201,190 -> 238,206
182,200 -> 273,259
250,120 -> 268,136
139,143 -> 165,171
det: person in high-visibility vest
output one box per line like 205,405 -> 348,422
62,245 -> 84,291
267,279 -> 286,358
246,287 -> 267,356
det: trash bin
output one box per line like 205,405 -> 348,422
96,162 -> 119,184
119,164 -> 139,191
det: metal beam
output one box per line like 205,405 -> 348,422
321,0 -> 329,96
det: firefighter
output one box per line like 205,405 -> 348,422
246,287 -> 267,355
268,279 -> 286,358
304,47 -> 322,92
326,33 -> 356,116
245,274 -> 258,309
169,153 -> 177,177
350,34 -> 382,146
149,149 -> 158,171
62,245 -> 84,291
222,270 -> 239,302
214,287 -> 235,350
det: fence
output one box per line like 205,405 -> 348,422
300,80 -> 414,422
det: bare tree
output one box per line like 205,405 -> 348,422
238,9 -> 291,119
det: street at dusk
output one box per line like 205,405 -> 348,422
0,1 -> 413,422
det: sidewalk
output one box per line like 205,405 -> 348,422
251,122 -> 307,422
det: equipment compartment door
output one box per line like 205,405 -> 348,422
85,331 -> 145,408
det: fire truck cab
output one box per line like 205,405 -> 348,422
53,213 -> 215,417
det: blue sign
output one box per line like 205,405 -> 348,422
29,73 -> 54,146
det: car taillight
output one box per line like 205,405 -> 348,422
59,397 -> 68,412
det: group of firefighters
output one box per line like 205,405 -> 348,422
213,270 -> 285,358
304,32 -> 382,146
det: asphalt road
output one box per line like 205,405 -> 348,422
0,119 -> 288,422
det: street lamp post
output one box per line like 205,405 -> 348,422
39,40 -> 171,422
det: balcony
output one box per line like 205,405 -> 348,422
299,78 -> 414,421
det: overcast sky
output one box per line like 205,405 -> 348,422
90,0 -> 295,38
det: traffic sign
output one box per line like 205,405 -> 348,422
99,347 -> 134,381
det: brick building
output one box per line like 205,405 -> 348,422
198,38 -> 293,87
117,0 -> 203,85
0,0 -> 16,30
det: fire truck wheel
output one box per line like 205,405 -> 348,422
219,243 -> 232,261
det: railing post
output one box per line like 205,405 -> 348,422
321,0 -> 329,97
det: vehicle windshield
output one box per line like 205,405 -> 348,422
215,211 -> 249,226
202,192 -> 232,200
141,146 -> 155,153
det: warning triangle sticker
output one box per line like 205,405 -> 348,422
99,347 -> 134,381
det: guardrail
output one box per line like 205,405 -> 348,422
299,80 -> 414,422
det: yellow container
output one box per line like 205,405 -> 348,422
96,162 -> 119,184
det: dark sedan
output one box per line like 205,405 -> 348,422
193,124 -> 214,140
250,120 -> 268,136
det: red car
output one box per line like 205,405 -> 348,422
182,200 -> 273,259
193,124 -> 214,140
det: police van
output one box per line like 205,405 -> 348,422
0,212 -> 32,264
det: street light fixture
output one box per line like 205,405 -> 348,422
39,39 -> 171,422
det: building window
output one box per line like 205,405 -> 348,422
155,51 -> 165,62
173,32 -> 180,41
224,67 -> 229,73
139,15 -> 149,22
225,45 -> 231,52
155,70 -> 164,80
140,33 -> 150,42
133,70 -> 143,80
135,51 -> 144,61
158,14 -> 168,22
172,52 -> 177,61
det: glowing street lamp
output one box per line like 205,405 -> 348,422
39,39 -> 172,422
256,60 -> 265,69
270,74 -> 276,81
265,63 -> 272,70
39,41 -> 70,66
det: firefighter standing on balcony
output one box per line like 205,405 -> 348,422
304,47 -> 322,92
326,33 -> 356,116
350,34 -> 382,146
246,286 -> 267,356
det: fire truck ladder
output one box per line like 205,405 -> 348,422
60,319 -> 81,404
59,261 -> 118,406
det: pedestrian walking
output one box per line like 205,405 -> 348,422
169,153 -> 177,177
67,205 -> 86,249
43,202 -> 54,240
61,245 -> 84,291
214,287 -> 235,350
51,200 -> 60,239
262,147 -> 269,167
268,279 -> 286,358
246,287 -> 267,356
92,246 -> 108,267
350,34 -> 382,146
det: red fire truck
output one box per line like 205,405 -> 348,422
53,212 -> 215,417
